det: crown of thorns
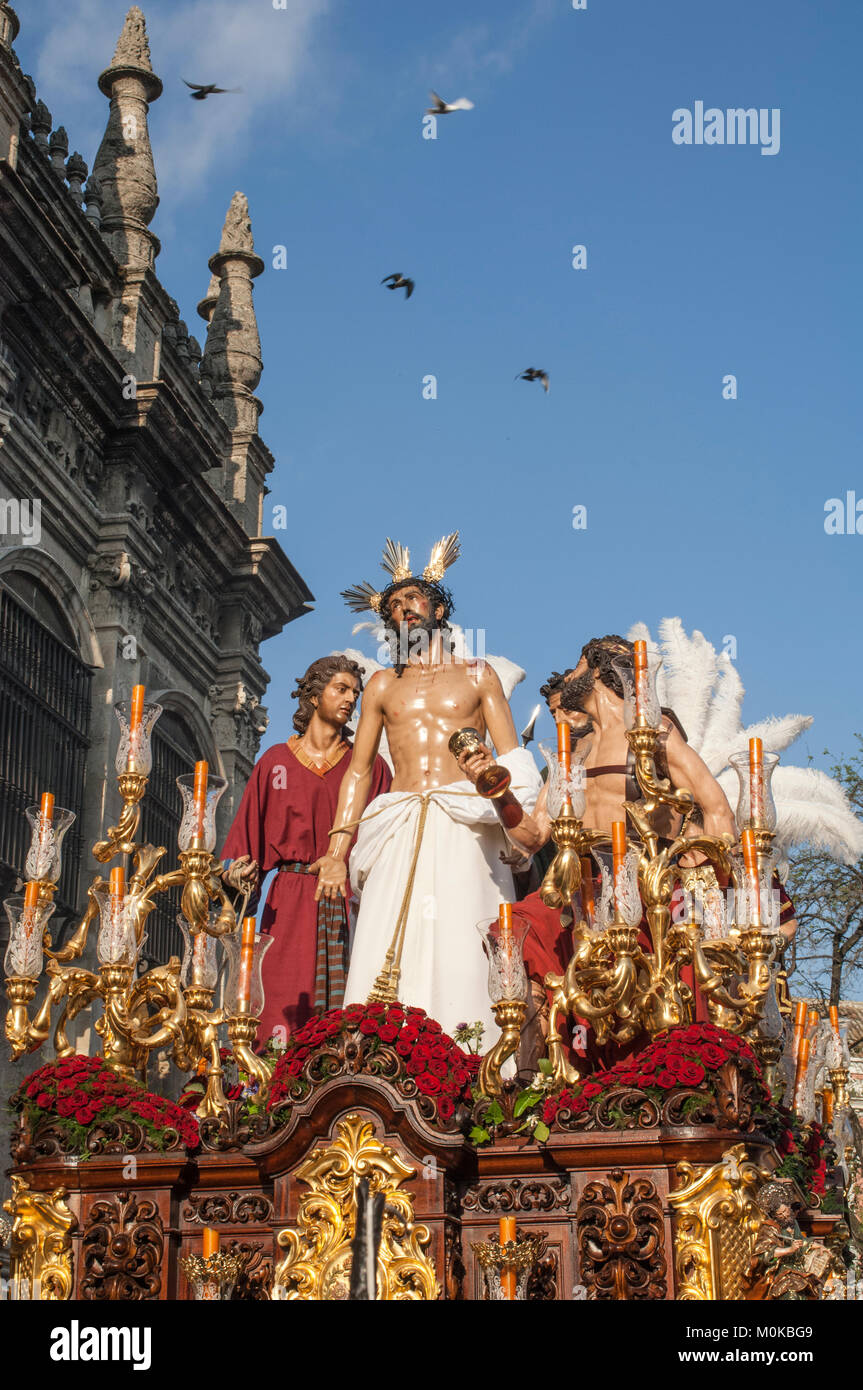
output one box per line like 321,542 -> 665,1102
340,532 -> 460,615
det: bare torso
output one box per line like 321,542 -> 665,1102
381,659 -> 490,793
573,717 -> 681,840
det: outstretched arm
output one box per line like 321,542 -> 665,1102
313,673 -> 386,901
666,726 -> 737,854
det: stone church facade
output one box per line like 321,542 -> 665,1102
0,3 -> 312,1131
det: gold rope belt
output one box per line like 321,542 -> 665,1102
331,781 -> 531,1005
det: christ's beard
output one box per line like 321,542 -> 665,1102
384,616 -> 448,665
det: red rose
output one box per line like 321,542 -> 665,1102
567,1096 -> 589,1116
406,1058 -> 425,1077
437,1096 -> 455,1120
655,1070 -> 678,1089
415,1074 -> 441,1095
581,1082 -> 604,1099
452,1068 -> 469,1088
386,1007 -> 406,1024
638,1058 -> 659,1074
424,1019 -> 442,1035
400,1027 -> 419,1044
698,1045 -> 728,1069
412,1045 -> 432,1063
542,1098 -> 559,1124
395,1040 -> 413,1058
75,1107 -> 95,1124
287,1059 -> 303,1077
56,1099 -> 75,1118
35,1092 -> 53,1109
676,1061 -> 706,1087
429,1059 -> 449,1080
377,1024 -> 399,1043
359,1019 -> 378,1036
440,1034 -> 455,1049
366,1002 -> 385,1016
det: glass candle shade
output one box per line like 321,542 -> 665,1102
177,914 -> 220,990
476,916 -> 529,1004
221,928 -> 273,1016
114,699 -> 163,776
728,750 -> 779,832
612,651 -> 662,731
176,772 -> 227,853
538,739 -> 588,819
23,804 -> 76,884
93,881 -> 143,966
3,895 -> 54,978
594,846 -> 642,929
730,853 -> 780,933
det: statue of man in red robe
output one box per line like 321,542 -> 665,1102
221,655 -> 391,1044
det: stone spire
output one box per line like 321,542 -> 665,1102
196,271 -> 221,326
91,6 -> 162,270
0,2 -> 20,51
200,192 -> 264,433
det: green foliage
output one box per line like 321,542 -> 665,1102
785,735 -> 863,1004
512,1088 -> 543,1120
469,1125 -> 491,1146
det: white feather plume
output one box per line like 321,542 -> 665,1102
631,618 -> 863,866
698,656 -> 744,774
656,618 -> 718,749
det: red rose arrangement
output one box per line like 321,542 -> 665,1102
11,1053 -> 200,1154
267,1002 -> 480,1127
768,1106 -> 836,1206
539,1023 -> 766,1128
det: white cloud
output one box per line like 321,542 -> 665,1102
424,0 -> 556,89
30,0 -> 331,211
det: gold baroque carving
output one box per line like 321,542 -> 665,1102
272,1112 -> 439,1301
3,1174 -> 76,1300
669,1143 -> 771,1300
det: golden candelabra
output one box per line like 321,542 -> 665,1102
539,708 -> 785,1087
3,694 -> 272,1119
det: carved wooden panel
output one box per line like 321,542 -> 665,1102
576,1168 -> 666,1300
80,1191 -> 164,1300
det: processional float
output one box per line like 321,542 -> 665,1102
2,657 -> 856,1301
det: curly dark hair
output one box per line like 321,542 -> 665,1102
539,669 -> 575,704
577,634 -> 634,700
291,655 -> 364,734
379,578 -> 456,677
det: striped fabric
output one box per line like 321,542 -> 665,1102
279,862 -> 349,1013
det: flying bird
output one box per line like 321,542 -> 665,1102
381,273 -> 415,299
426,90 -> 475,115
516,367 -> 549,393
183,80 -> 242,101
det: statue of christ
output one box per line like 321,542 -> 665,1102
315,543 -> 542,1037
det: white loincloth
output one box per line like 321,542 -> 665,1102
344,747 -> 542,1039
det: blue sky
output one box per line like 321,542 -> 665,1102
19,0 -> 862,767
